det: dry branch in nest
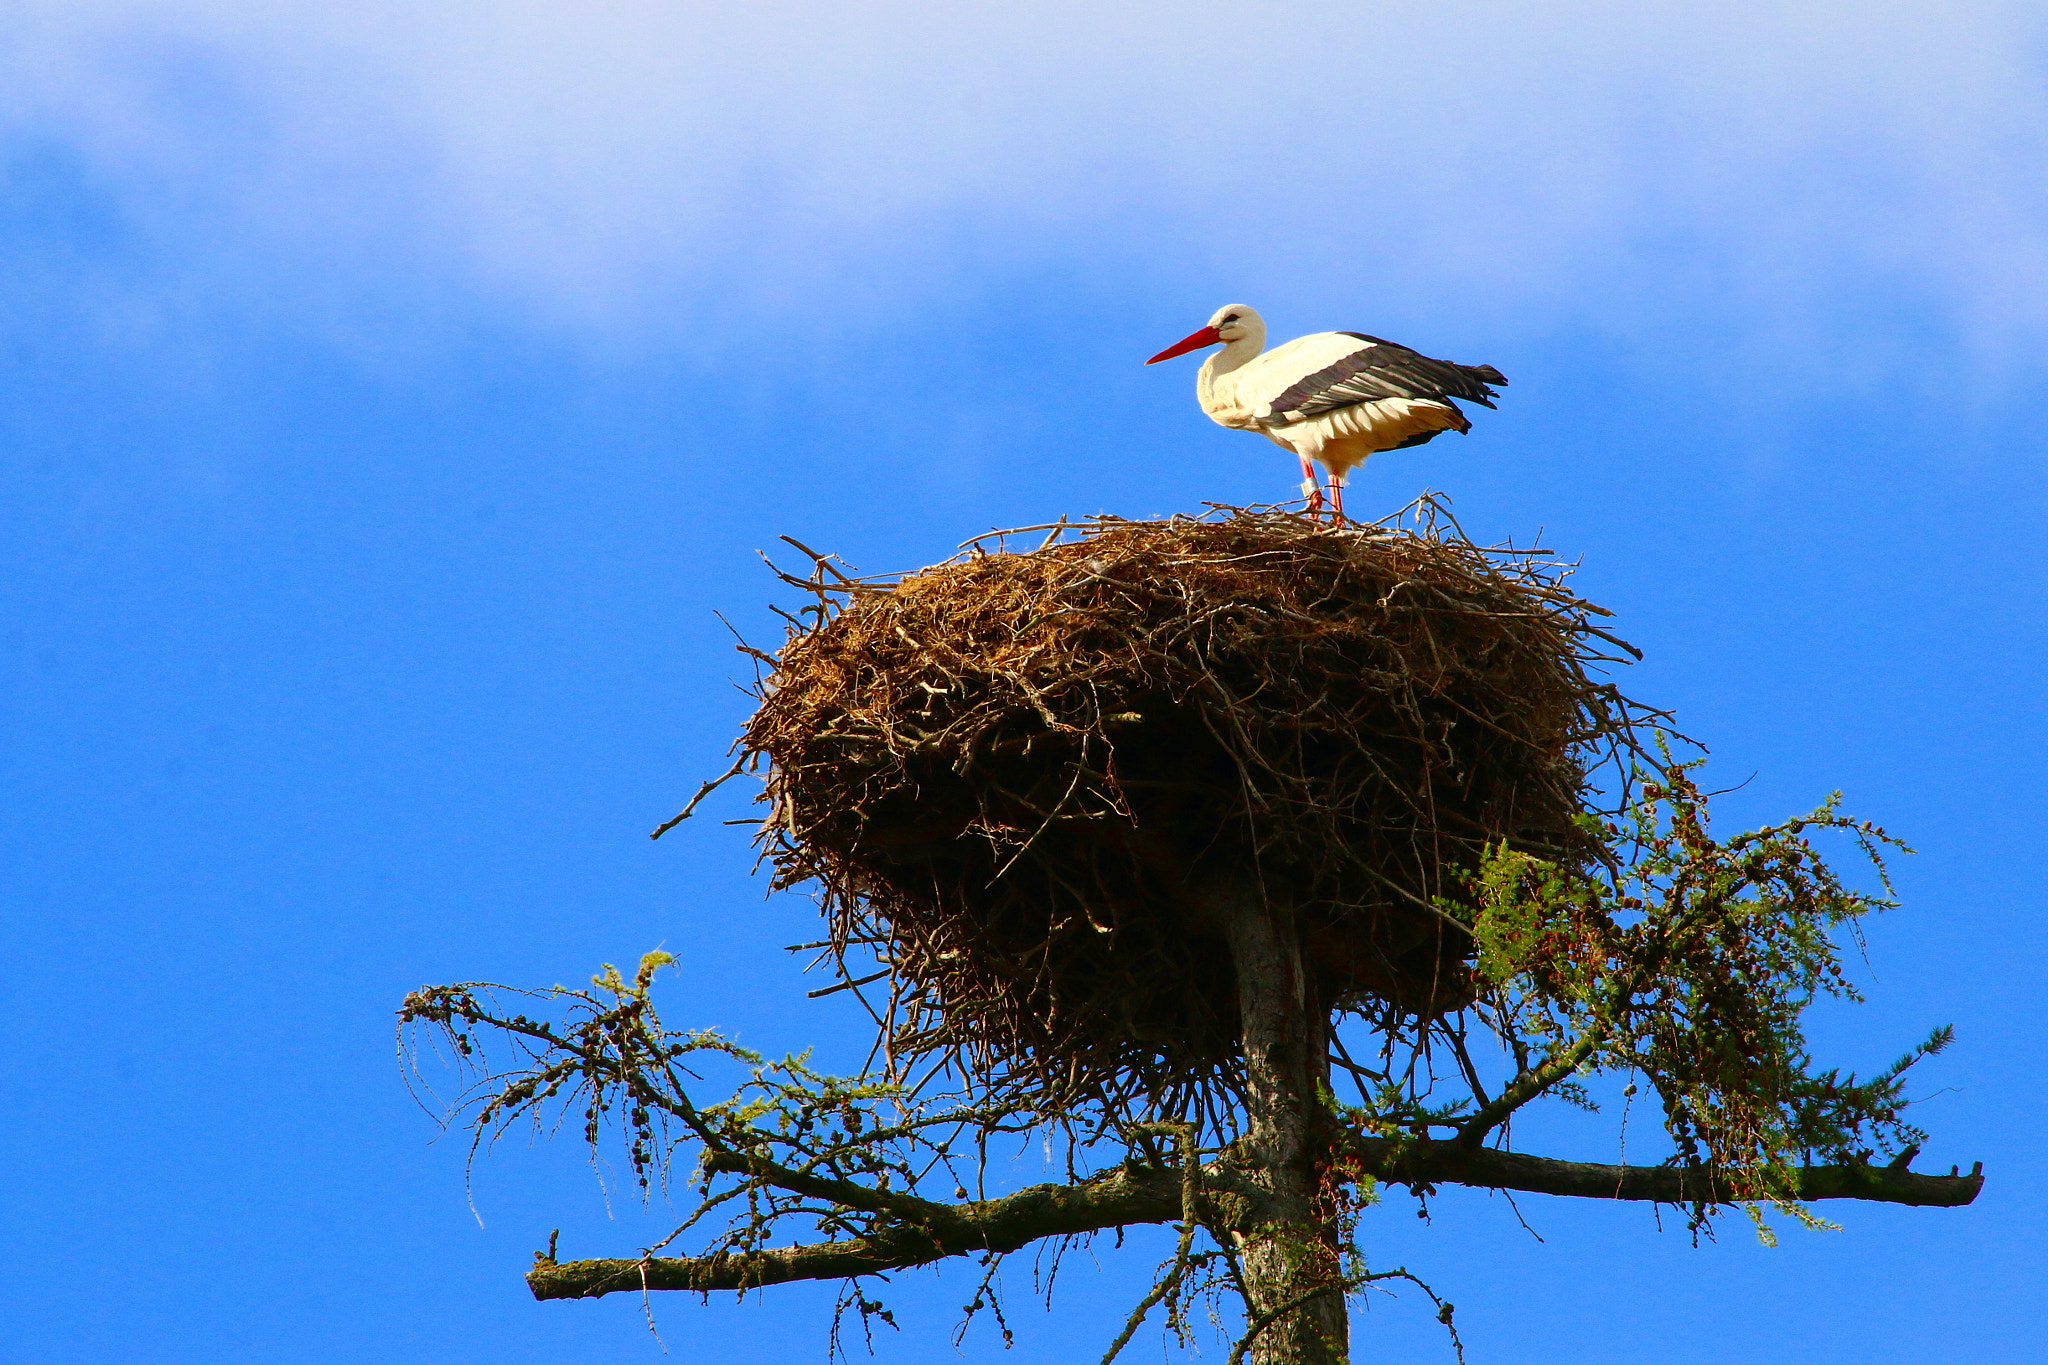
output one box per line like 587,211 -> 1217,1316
735,506 -> 1659,1123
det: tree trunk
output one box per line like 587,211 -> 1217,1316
1216,880 -> 1349,1365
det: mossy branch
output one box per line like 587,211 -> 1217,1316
525,1133 -> 1981,1300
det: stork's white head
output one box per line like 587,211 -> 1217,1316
1145,304 -> 1266,365
1208,304 -> 1262,345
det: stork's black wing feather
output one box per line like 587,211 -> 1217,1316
1261,333 -> 1507,425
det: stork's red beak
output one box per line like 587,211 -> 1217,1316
1145,325 -> 1222,364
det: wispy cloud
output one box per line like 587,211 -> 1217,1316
6,2 -> 2046,363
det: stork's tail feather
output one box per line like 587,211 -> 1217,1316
1431,398 -> 1474,435
1387,402 -> 1471,450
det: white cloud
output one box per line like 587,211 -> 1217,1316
5,1 -> 2046,363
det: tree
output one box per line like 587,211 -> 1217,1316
402,509 -> 1979,1364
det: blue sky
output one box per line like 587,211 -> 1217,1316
3,3 -> 2043,1361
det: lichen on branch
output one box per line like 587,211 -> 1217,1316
1456,758 -> 1951,1227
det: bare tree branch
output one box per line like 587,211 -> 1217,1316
528,1158 -> 1217,1300
526,1139 -> 1983,1300
1344,1135 -> 1986,1210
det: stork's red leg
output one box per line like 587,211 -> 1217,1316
1299,454 -> 1323,515
1329,472 -> 1345,523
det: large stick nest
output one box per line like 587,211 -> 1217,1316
735,508 -> 1651,1116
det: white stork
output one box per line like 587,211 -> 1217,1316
1146,305 -> 1507,520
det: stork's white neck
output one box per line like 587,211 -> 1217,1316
1196,324 -> 1267,426
1204,322 -> 1266,377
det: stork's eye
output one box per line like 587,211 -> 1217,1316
1223,313 -> 1241,323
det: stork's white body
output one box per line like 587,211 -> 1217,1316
1197,327 -> 1466,482
1147,305 -> 1507,517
